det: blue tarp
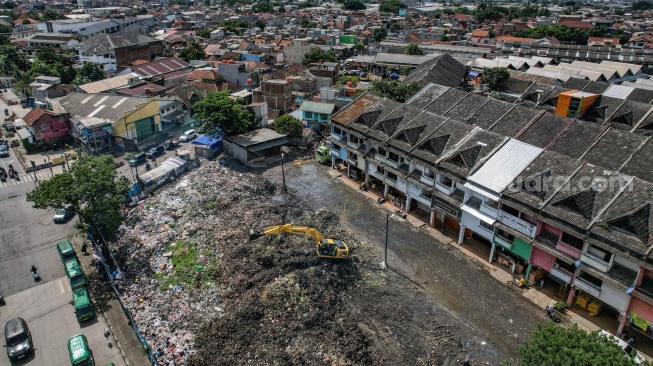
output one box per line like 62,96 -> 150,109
191,135 -> 223,150
468,71 -> 480,78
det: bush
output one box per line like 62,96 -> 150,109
554,301 -> 568,313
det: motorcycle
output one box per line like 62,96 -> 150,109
145,163 -> 152,172
0,291 -> 4,305
545,306 -> 561,323
30,265 -> 40,281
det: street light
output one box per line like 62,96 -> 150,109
382,213 -> 395,271
281,153 -> 287,193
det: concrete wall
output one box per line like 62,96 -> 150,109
114,98 -> 161,141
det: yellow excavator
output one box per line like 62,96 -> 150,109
248,224 -> 349,259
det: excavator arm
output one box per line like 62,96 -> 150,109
248,224 -> 349,259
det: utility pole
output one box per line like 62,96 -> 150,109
281,153 -> 287,193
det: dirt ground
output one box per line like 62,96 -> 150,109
112,154 -> 548,366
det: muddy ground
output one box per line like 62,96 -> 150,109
114,155 -> 546,366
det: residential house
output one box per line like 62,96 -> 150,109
283,38 -> 314,65
30,76 -> 66,101
299,101 -> 335,129
21,106 -> 70,145
253,79 -> 293,114
55,93 -> 161,152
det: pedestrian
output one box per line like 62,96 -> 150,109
81,242 -> 88,255
539,279 -> 545,289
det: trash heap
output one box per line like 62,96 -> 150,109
113,163 -> 490,366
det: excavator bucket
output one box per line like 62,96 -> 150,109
248,229 -> 261,242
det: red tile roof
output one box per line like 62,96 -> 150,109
331,93 -> 382,126
22,107 -> 57,126
129,57 -> 191,78
558,19 -> 594,29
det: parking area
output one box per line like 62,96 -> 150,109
0,277 -> 125,366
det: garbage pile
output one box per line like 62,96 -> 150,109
113,163 -> 491,366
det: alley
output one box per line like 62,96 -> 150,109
257,159 -> 545,359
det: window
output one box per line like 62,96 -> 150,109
103,54 -> 109,58
587,245 -> 613,263
479,221 -> 494,231
556,260 -> 575,273
349,135 -> 360,144
501,204 -> 520,217
387,172 -> 398,181
437,175 -> 453,187
332,126 -> 343,135
496,228 -> 514,243
579,272 -> 603,288
561,232 -> 584,249
304,111 -> 313,119
332,144 -> 341,152
388,151 -> 400,163
349,152 -> 358,161
320,113 -> 328,120
484,197 -> 499,209
110,54 -> 115,59
377,147 -> 387,157
376,166 -> 385,175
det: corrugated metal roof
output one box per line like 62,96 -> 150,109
602,84 -> 634,99
299,101 -> 335,114
467,139 -> 543,194
56,93 -> 153,121
79,73 -> 141,94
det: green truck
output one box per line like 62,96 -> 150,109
64,260 -> 87,290
72,287 -> 95,322
67,334 -> 94,366
316,144 -> 331,164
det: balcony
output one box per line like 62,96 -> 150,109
480,203 -> 498,218
331,132 -> 345,141
536,230 -> 559,248
435,182 -> 454,195
374,153 -> 388,165
556,241 -> 582,259
385,158 -> 401,169
421,173 -> 435,186
465,196 -> 482,210
581,252 -> 610,273
497,211 -> 537,238
494,234 -> 514,249
347,157 -> 358,167
347,138 -> 361,150
574,276 -> 601,297
370,169 -> 385,181
331,148 -> 342,159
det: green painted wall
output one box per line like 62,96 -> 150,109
339,35 -> 356,44
512,237 -> 532,260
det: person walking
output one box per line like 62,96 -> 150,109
81,242 -> 88,255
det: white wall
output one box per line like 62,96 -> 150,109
595,281 -> 630,313
79,53 -> 116,72
461,212 -> 493,240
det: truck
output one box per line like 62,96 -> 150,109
315,144 -> 331,164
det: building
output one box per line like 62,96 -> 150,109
299,100 -> 335,128
30,76 -> 66,101
77,33 -> 163,73
222,128 -> 288,166
283,38 -> 314,65
54,93 -> 161,152
24,33 -> 79,52
21,107 -> 70,145
253,79 -> 293,114
327,80 -> 653,344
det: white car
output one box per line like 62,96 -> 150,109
599,330 -> 645,364
179,129 -> 197,142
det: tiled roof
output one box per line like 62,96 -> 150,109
22,107 -> 57,126
443,93 -> 490,121
402,54 -> 467,88
423,88 -> 468,115
516,113 -> 573,148
489,105 -> 541,137
129,57 -> 191,78
580,128 -> 647,171
548,120 -> 604,159
466,99 -> 513,128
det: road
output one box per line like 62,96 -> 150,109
255,159 -> 545,360
0,96 -> 127,366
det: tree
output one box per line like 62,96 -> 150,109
372,27 -> 388,43
405,44 -> 424,55
273,115 -> 302,137
252,3 -> 274,12
503,323 -> 649,366
74,62 -> 106,85
31,60 -> 56,77
482,67 -> 510,90
379,0 -> 406,13
36,46 -> 62,64
2,1 -> 17,9
196,28 -> 214,38
343,0 -> 366,11
26,155 -> 130,241
301,47 -> 337,66
0,44 -> 29,74
255,20 -> 266,30
615,8 -> 624,15
632,0 -> 652,10
41,8 -> 63,21
356,42 -> 365,53
368,79 -> 421,103
178,40 -> 205,62
0,35 -> 9,46
221,19 -> 247,33
22,19 -> 30,25
0,24 -> 12,34
193,91 -> 254,136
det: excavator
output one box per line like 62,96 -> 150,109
248,224 -> 349,259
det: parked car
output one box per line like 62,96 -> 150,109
179,129 -> 197,142
53,203 -> 73,223
4,317 -> 33,360
0,145 -> 8,158
146,146 -> 165,159
128,153 -> 147,167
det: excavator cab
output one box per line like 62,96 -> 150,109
318,239 -> 348,259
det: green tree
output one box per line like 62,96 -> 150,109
31,60 -> 56,76
615,8 -> 624,15
54,63 -> 77,84
503,323 -> 649,366
368,79 -> 421,103
22,19 -> 30,25
356,42 -> 365,53
0,35 -> 9,45
273,115 -> 302,137
26,155 -> 131,241
196,28 -> 214,38
2,1 -> 17,9
482,67 -> 510,90
379,0 -> 407,13
632,0 -> 652,10
252,3 -> 274,12
301,47 -> 338,65
371,27 -> 388,43
36,46 -> 63,64
0,44 -> 29,74
193,91 -> 254,136
41,8 -> 63,21
405,44 -> 424,55
178,40 -> 205,62
0,24 -> 12,34
343,0 -> 366,10
255,20 -> 266,30
74,62 -> 106,85
220,19 -> 247,34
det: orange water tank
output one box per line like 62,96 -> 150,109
285,77 -> 291,83
228,59 -> 234,64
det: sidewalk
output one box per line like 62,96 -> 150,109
327,168 -> 651,357
71,234 -> 151,366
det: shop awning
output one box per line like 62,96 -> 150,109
464,182 -> 500,202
